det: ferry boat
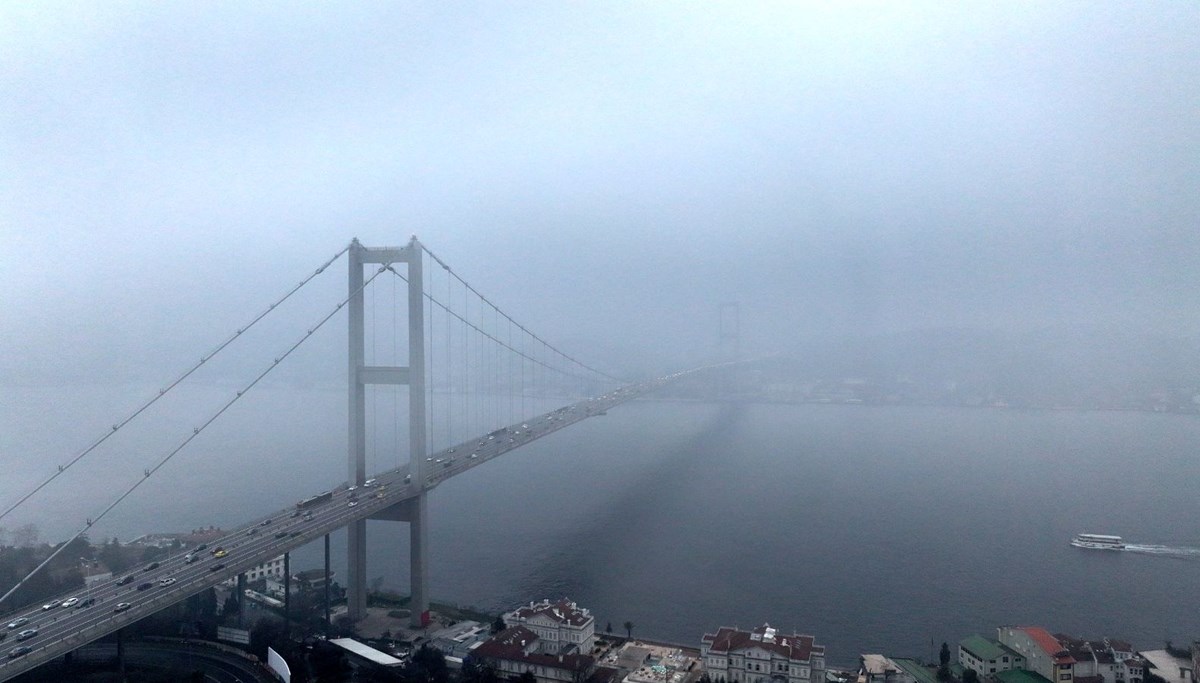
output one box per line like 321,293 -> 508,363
1071,533 -> 1125,550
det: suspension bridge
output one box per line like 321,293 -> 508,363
0,237 -> 733,681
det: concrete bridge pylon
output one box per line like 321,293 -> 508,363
347,237 -> 428,628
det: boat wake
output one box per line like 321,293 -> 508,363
1122,543 -> 1200,559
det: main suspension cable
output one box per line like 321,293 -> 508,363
0,261 -> 389,609
385,266 -> 598,386
0,243 -> 351,528
419,243 -> 626,384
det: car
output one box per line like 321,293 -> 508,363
159,577 -> 176,587
136,582 -> 153,591
404,474 -> 411,484
364,479 -> 377,487
375,491 -> 385,498
348,485 -> 358,491
213,549 -> 228,558
6,618 -> 28,630
522,423 -> 528,429
117,575 -> 134,585
470,453 -> 478,459
247,528 -> 259,536
61,597 -> 79,608
8,645 -> 32,659
75,597 -> 95,609
143,562 -> 159,572
41,602 -> 55,610
184,553 -> 197,564
274,531 -> 288,539
16,629 -> 37,641
194,543 -> 208,552
260,519 -> 272,526
347,501 -> 358,507
290,530 -> 302,537
209,563 -> 225,572
114,602 -> 132,613
290,510 -> 301,518
210,546 -> 225,556
302,511 -> 313,520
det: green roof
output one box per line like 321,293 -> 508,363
995,670 -> 1052,683
960,635 -> 1007,662
890,658 -> 939,683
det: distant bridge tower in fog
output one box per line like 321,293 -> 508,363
718,301 -> 740,362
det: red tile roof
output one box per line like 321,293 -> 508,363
1019,628 -> 1073,664
474,626 -> 594,674
702,624 -> 824,663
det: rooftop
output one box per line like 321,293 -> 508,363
510,598 -> 594,628
703,624 -> 823,662
960,635 -> 1010,662
474,626 -> 594,673
330,638 -> 405,667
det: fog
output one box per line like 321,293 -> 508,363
2,2 -> 1198,390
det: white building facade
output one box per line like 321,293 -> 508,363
504,599 -> 596,655
701,624 -> 826,683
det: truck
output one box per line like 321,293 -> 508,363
296,490 -> 333,509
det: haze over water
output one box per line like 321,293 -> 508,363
4,384 -> 1198,667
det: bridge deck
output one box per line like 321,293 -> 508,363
0,376 -> 677,681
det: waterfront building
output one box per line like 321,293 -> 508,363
503,598 -> 597,655
959,635 -> 1025,677
700,623 -> 826,683
996,627 -> 1144,683
999,627 -> 1078,683
1137,651 -> 1186,683
472,625 -> 597,683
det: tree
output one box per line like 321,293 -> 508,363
492,615 -> 507,634
937,642 -> 951,681
250,617 -> 285,659
606,622 -> 613,635
411,644 -> 449,683
517,672 -> 537,683
624,621 -> 634,640
963,669 -> 979,683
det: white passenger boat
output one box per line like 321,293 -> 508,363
1071,533 -> 1125,550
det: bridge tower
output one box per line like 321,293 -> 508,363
347,237 -> 428,627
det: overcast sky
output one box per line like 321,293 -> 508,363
2,2 -> 1198,382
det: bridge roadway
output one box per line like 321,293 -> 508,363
0,372 -> 685,681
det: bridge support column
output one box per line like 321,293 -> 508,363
324,533 -> 331,635
347,237 -> 427,625
236,573 -> 246,629
283,552 -> 290,640
408,493 -> 428,627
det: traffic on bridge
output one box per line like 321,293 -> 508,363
0,373 -> 691,681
